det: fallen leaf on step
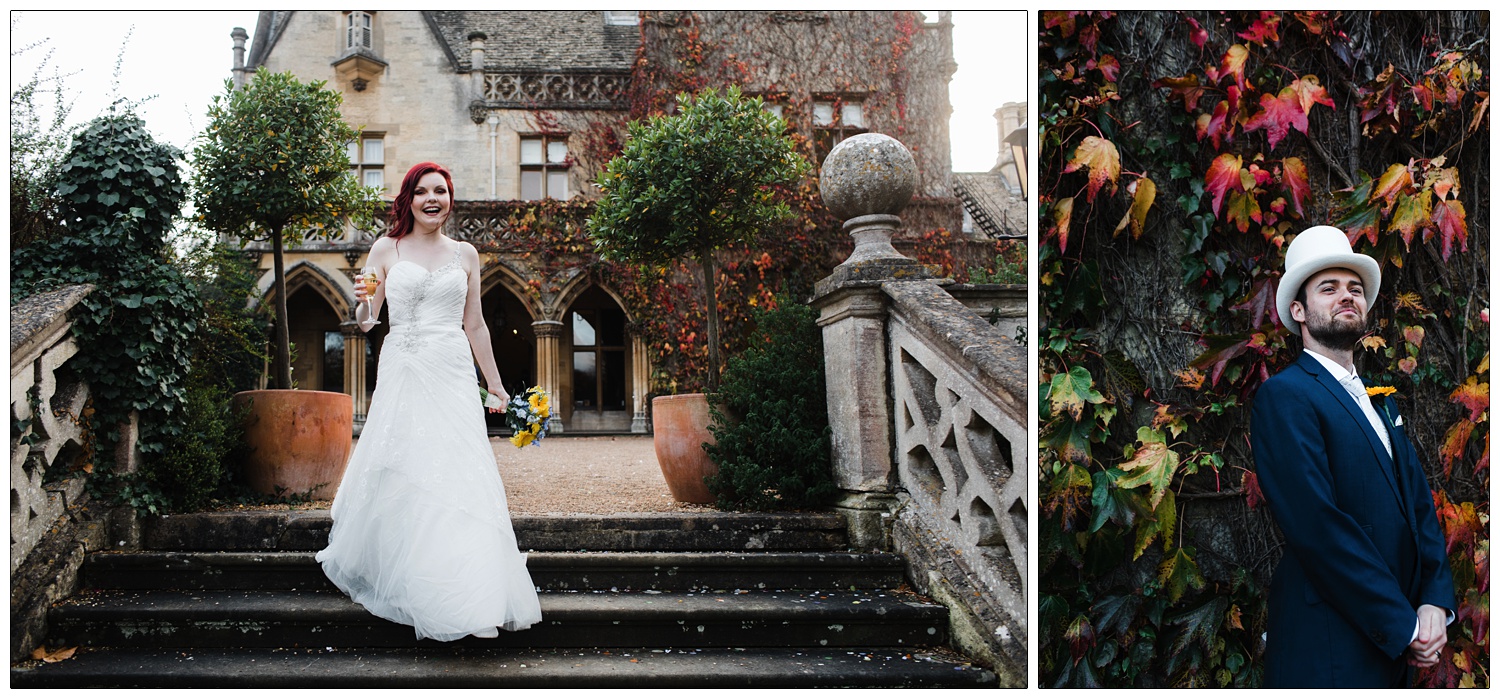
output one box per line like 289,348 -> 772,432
32,646 -> 77,663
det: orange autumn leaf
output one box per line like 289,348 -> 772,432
1154,74 -> 1209,112
1051,196 -> 1075,253
1237,11 -> 1282,46
1225,190 -> 1263,233
1449,376 -> 1488,422
1424,165 -> 1461,200
1064,136 -> 1121,203
1289,74 -> 1337,113
1360,335 -> 1388,351
31,646 -> 77,663
1196,100 -> 1233,148
1372,163 -> 1413,209
1175,366 -> 1206,390
1390,190 -> 1433,247
1441,419 -> 1476,478
1216,44 -> 1250,90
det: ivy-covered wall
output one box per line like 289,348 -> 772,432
1039,11 -> 1488,688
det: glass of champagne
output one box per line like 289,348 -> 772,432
359,265 -> 381,325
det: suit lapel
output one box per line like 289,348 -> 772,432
1295,353 -> 1404,510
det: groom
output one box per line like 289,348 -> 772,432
1250,225 -> 1456,687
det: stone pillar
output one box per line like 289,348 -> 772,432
341,319 -> 369,431
231,27 -> 250,90
809,133 -> 933,548
468,32 -> 487,101
630,334 -> 650,433
532,319 -> 565,433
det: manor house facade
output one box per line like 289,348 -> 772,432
229,10 -> 964,433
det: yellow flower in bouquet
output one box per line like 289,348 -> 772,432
1366,385 -> 1397,397
528,390 -> 550,418
505,387 -> 551,448
510,424 -> 539,448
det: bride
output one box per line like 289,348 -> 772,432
316,162 -> 542,640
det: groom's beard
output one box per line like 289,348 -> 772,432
1305,304 -> 1368,350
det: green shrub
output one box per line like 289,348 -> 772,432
705,299 -> 837,510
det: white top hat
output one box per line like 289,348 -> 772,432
1276,225 -> 1381,337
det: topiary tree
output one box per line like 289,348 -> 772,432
191,70 -> 382,390
705,298 -> 837,510
587,86 -> 811,391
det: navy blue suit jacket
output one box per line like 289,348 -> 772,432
1250,351 -> 1456,688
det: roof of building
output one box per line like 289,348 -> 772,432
246,11 -> 639,74
953,171 -> 1026,239
428,11 -> 639,73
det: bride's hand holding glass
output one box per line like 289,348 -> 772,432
356,265 -> 381,325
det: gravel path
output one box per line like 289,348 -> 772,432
491,435 -> 711,515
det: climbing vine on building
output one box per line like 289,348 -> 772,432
1039,11 -> 1488,688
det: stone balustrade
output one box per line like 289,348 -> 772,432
10,284 -> 139,660
812,132 -> 1024,685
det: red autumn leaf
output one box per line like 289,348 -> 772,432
1415,646 -> 1465,688
1097,54 -> 1121,82
1292,11 -> 1333,35
1184,16 -> 1208,49
1204,152 -> 1243,217
1399,357 -> 1418,374
1448,375 -> 1488,423
1064,136 -> 1121,204
1476,433 -> 1489,479
1358,64 -> 1403,136
1372,163 -> 1413,209
1225,191 -> 1263,232
1440,420 -> 1475,479
1412,81 -> 1436,113
1243,470 -> 1266,509
1231,276 -> 1279,328
1424,166 -> 1461,200
1154,74 -> 1209,112
1430,198 -> 1468,260
1389,190 -> 1433,247
1196,100 -> 1233,148
1078,21 -> 1100,55
1225,83 -> 1243,119
1281,156 -> 1311,218
1237,11 -> 1282,46
1244,86 -> 1309,150
1403,325 -> 1426,347
1042,11 -> 1080,36
1289,74 -> 1337,113
1208,44 -> 1250,91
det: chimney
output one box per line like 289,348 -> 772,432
468,31 -> 488,101
231,27 -> 249,89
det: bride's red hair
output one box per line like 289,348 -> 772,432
387,162 -> 454,239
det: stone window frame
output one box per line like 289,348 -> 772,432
347,132 -> 386,193
344,11 -> 375,52
603,11 -> 639,26
811,94 -> 869,164
518,134 -> 573,201
570,307 -> 628,411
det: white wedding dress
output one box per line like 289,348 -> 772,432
316,248 -> 542,641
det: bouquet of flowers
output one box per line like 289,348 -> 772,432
504,386 -> 552,448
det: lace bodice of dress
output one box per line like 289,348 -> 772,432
384,249 -> 466,351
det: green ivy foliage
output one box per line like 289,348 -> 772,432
12,112 -> 201,511
705,298 -> 837,510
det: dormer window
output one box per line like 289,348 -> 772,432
346,11 -> 373,52
604,11 -> 639,26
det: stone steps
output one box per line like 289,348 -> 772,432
83,551 -> 908,592
12,646 -> 996,688
142,512 -> 850,552
14,511 -> 998,688
45,589 -> 947,650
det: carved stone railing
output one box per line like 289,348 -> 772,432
238,200 -> 592,256
481,71 -> 630,109
10,285 -> 139,661
811,133 -> 1023,685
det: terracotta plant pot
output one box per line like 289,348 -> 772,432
652,393 -> 719,504
232,390 -> 353,500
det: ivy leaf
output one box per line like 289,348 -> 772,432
1334,199 -> 1382,247
1196,100 -> 1233,149
1424,165 -> 1461,200
1090,468 -> 1137,532
1243,470 -> 1267,509
1224,191 -> 1263,233
1158,546 -> 1207,604
1115,426 -> 1181,509
1044,461 -> 1095,530
1046,415 -> 1096,467
1154,74 -> 1209,112
1372,162 -> 1413,209
1430,198 -> 1468,260
1289,74 -> 1336,113
1184,16 -> 1208,49
1049,365 -> 1106,420
1064,136 -> 1121,203
1096,54 -> 1121,82
1236,11 -> 1282,45
1281,156 -> 1311,218
1210,44 -> 1250,91
1244,86 -> 1309,150
1065,613 -> 1097,662
1231,276 -> 1279,328
1166,595 -> 1228,668
1448,376 -> 1488,423
1091,593 -> 1141,638
1204,153 -> 1243,218
1133,489 -> 1178,560
1389,190 -> 1433,247
1050,196 -> 1076,254
1440,420 -> 1476,479
1113,176 -> 1156,239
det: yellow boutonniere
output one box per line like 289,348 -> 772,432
1366,385 -> 1397,397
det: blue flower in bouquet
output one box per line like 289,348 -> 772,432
506,387 -> 551,448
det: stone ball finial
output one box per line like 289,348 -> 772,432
818,133 -> 917,221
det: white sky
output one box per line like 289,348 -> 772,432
8,10 -> 1024,173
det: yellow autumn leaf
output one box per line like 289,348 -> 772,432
1113,176 -> 1156,239
1063,136 -> 1120,203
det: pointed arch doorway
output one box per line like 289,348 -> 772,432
482,277 -> 536,433
563,285 -> 634,432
